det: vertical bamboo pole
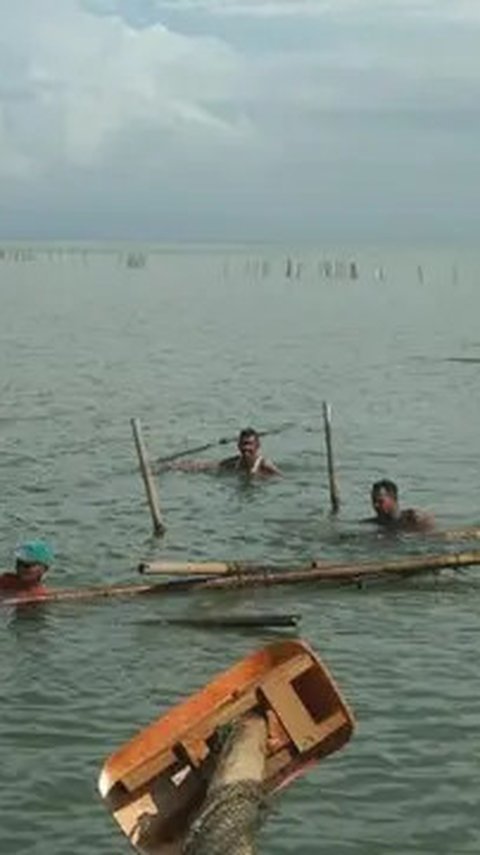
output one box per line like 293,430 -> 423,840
322,402 -> 340,515
131,417 -> 166,536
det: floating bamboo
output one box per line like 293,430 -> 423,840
139,559 -> 335,577
131,417 -> 165,536
138,550 -> 480,588
1,577 -> 203,607
4,551 -> 480,608
190,550 -> 480,591
322,402 -> 340,514
428,527 -> 480,542
138,560 -> 269,576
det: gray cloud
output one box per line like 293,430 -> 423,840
1,0 -> 479,240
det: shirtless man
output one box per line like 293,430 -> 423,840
364,479 -> 434,532
218,428 -> 280,476
0,540 -> 54,599
164,428 -> 280,477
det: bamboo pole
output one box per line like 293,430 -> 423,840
322,402 -> 340,515
139,558 -> 344,577
131,417 -> 165,536
427,527 -> 480,542
153,550 -> 480,592
138,560 -> 273,576
1,576 -> 208,607
4,550 -> 480,608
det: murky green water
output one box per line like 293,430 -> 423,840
1,245 -> 479,854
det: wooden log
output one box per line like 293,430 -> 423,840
131,417 -> 165,536
322,402 -> 340,515
183,712 -> 267,855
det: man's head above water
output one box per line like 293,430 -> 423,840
237,428 -> 261,464
14,539 -> 54,586
371,479 -> 399,520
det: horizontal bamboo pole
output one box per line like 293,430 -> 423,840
146,550 -> 480,592
139,560 -> 232,576
138,550 -> 480,583
4,550 -> 480,608
138,560 -> 276,576
1,576 -> 208,607
427,527 -> 480,542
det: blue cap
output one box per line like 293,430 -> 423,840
14,540 -> 54,566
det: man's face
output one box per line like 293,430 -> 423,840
238,434 -> 260,463
372,488 -> 397,518
15,561 -> 46,585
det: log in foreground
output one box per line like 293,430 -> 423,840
183,713 -> 268,855
98,639 -> 354,855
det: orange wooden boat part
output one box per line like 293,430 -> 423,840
98,639 -> 355,855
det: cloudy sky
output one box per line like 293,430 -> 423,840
0,0 -> 479,241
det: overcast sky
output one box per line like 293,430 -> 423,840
1,0 -> 479,241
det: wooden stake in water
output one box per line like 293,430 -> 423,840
131,417 -> 166,536
322,402 -> 340,515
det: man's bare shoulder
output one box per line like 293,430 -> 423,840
400,508 -> 435,532
258,458 -> 282,476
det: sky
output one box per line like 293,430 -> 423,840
0,0 -> 479,242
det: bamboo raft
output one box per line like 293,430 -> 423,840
138,549 -> 480,591
2,549 -> 480,608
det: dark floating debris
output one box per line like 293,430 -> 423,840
444,357 -> 480,364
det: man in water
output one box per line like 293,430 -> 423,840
218,428 -> 280,475
164,428 -> 280,476
0,540 -> 54,598
365,479 -> 434,531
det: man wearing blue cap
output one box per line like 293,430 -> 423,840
0,540 -> 54,597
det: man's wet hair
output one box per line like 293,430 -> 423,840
238,427 -> 260,443
371,479 -> 398,500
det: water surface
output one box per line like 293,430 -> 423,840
1,244 -> 479,854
